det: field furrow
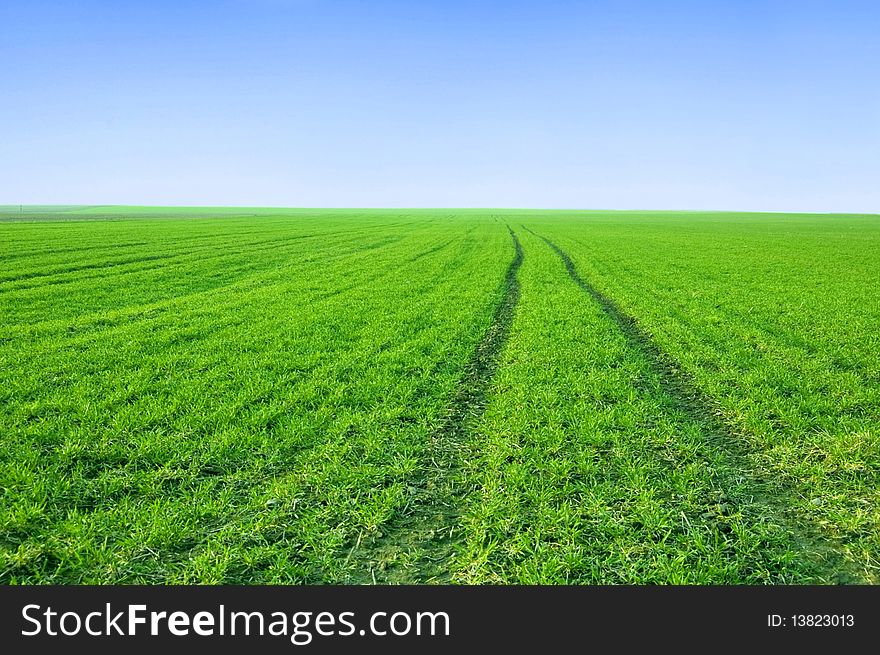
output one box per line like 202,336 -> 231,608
345,227 -> 523,583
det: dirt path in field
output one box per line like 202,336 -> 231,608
527,227 -> 867,584
344,226 -> 524,584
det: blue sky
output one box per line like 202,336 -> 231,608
1,0 -> 878,211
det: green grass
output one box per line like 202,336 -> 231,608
1,209 -> 511,582
1,207 -> 877,583
525,212 -> 880,581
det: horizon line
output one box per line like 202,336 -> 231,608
2,204 -> 880,216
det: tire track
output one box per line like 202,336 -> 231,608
526,226 -> 867,583
344,227 -> 523,584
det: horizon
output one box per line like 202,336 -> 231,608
2,1 -> 879,212
3,204 -> 880,216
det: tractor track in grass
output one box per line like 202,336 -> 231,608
526,226 -> 868,584
344,227 -> 523,584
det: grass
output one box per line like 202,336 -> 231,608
1,207 -> 877,583
1,209 -> 512,582
525,212 -> 880,582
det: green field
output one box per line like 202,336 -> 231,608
1,207 -> 878,584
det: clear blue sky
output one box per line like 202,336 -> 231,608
1,0 -> 878,211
